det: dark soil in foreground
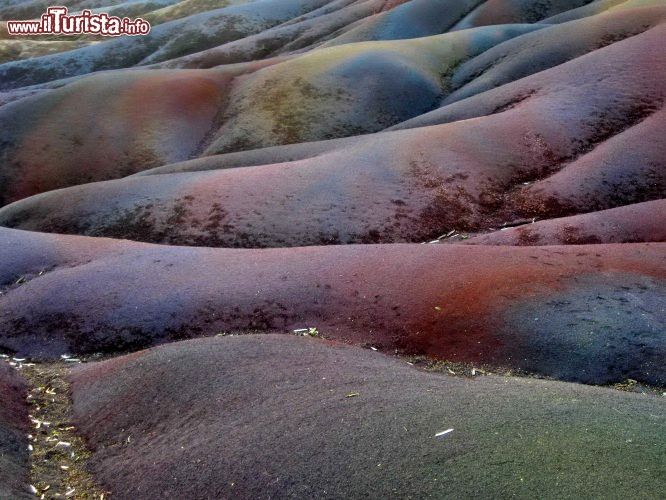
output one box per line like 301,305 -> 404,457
0,360 -> 31,499
67,335 -> 666,499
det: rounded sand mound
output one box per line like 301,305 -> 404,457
69,334 -> 666,499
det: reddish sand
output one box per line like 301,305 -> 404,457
465,200 -> 666,245
1,25 -> 663,248
1,227 -> 665,384
0,1 -> 665,497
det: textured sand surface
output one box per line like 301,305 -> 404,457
69,335 -> 666,499
2,227 -> 666,385
2,0 -> 666,497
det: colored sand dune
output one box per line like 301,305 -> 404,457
2,227 -> 665,386
1,0 -> 665,497
67,335 -> 666,498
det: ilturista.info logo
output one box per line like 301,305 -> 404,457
7,6 -> 151,36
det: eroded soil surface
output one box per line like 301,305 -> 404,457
2,0 -> 666,497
